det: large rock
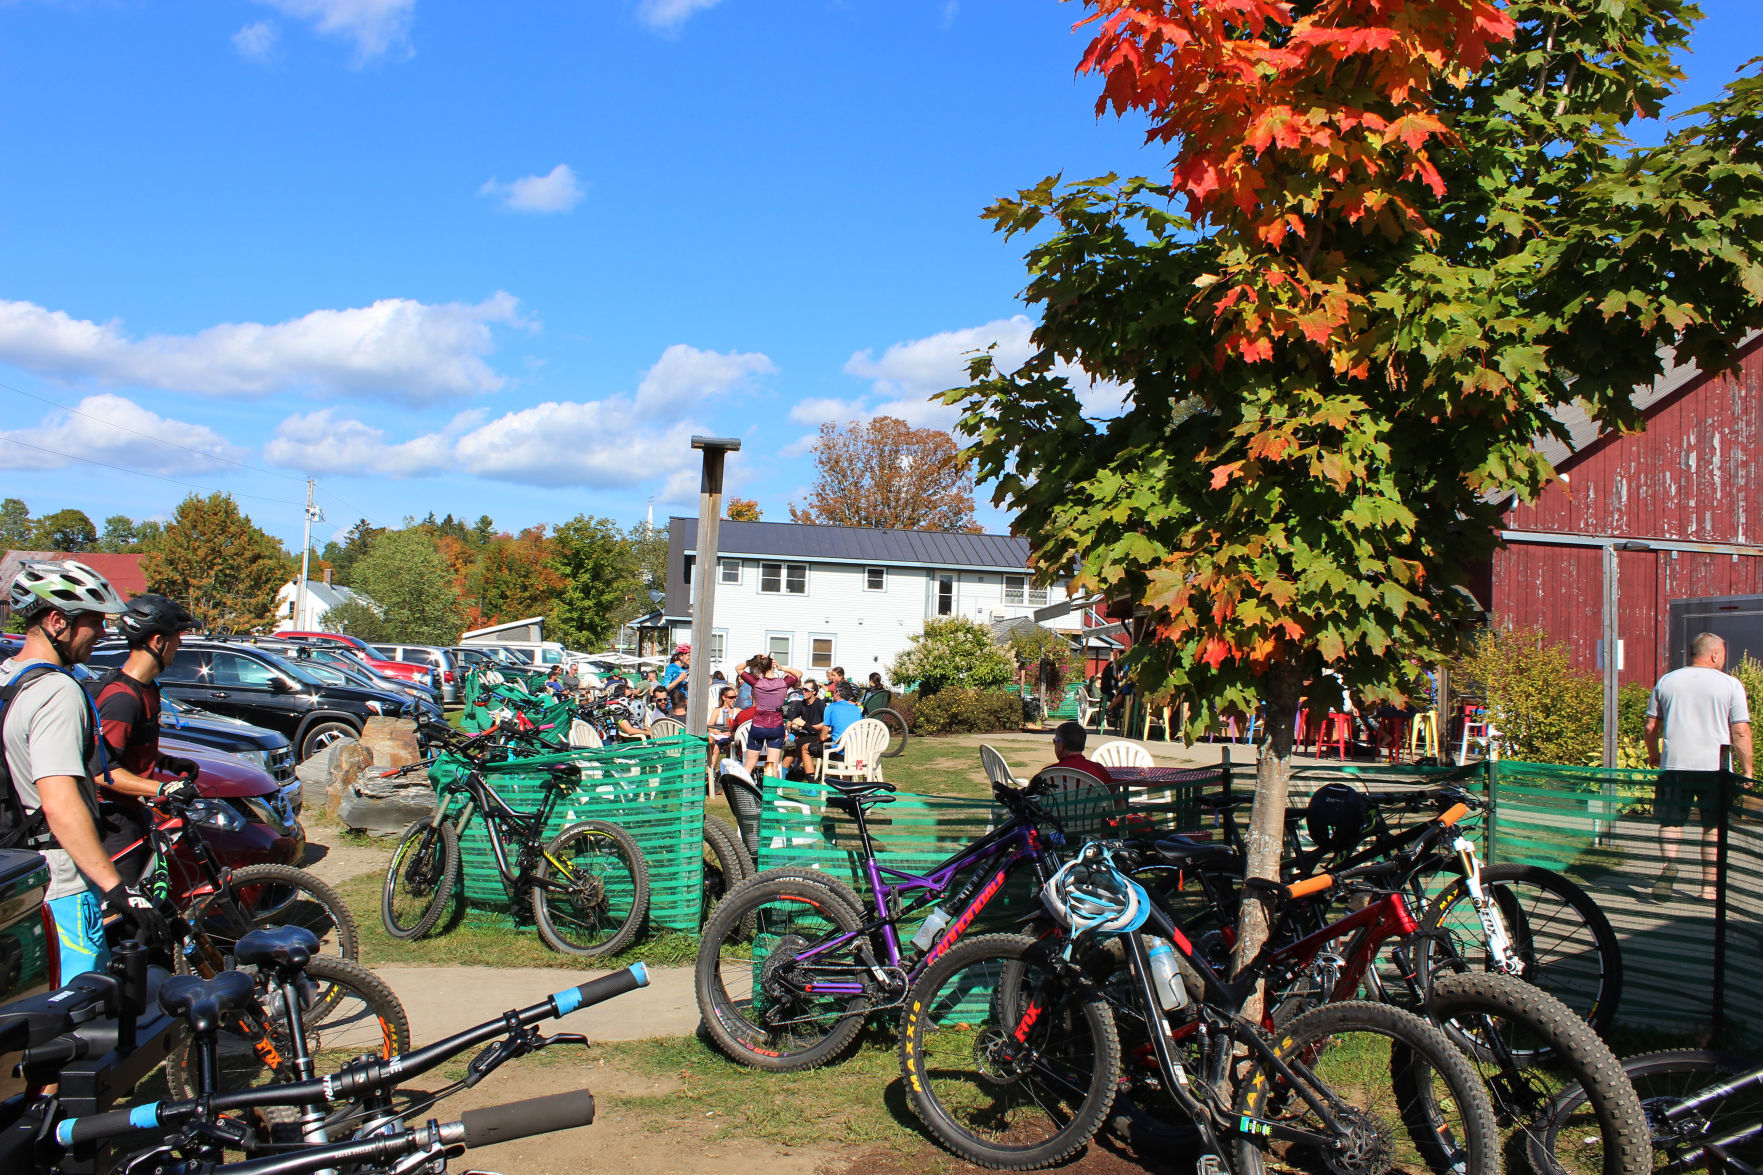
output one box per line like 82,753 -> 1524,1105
359,717 -> 421,771
336,771 -> 436,837
295,743 -> 336,812
323,742 -> 375,818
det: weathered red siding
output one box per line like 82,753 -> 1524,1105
1492,337 -> 1763,686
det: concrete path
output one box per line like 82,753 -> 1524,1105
375,962 -> 704,1043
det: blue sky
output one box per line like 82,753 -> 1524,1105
0,1 -> 1756,550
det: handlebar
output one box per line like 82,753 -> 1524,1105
1279,856 -> 1408,902
55,964 -> 650,1147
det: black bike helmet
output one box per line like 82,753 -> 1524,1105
1305,783 -> 1370,861
117,593 -> 200,648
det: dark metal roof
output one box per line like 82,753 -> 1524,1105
673,517 -> 1032,570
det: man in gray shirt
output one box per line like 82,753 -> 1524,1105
1644,632 -> 1753,901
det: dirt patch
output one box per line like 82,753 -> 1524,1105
302,837 -> 390,888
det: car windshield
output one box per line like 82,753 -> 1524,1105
260,650 -> 326,686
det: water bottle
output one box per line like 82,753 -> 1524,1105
1146,936 -> 1189,1011
911,906 -> 953,952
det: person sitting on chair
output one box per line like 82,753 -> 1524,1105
1039,721 -> 1114,786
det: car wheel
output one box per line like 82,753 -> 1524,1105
300,721 -> 358,761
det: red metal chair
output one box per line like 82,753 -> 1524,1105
1313,711 -> 1352,759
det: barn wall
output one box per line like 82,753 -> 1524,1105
1492,338 -> 1763,686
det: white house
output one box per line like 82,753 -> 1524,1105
274,576 -> 378,631
661,517 -> 1103,681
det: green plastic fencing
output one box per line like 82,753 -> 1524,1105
431,735 -> 707,933
1291,757 -> 1762,1046
753,769 -> 1222,942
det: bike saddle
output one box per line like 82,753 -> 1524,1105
158,970 -> 258,1035
233,925 -> 320,971
825,781 -> 896,813
1147,834 -> 1239,871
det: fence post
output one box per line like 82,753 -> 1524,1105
1484,757 -> 1497,867
1713,763 -> 1732,1040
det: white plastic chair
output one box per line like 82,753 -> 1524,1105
1031,766 -> 1120,839
650,717 -> 684,739
818,718 -> 889,784
1092,741 -> 1154,769
568,718 -> 602,749
979,743 -> 1022,789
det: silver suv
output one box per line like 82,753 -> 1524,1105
373,643 -> 460,706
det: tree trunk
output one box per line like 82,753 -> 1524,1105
1231,656 -> 1305,1021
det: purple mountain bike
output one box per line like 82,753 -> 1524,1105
693,775 -> 1072,1071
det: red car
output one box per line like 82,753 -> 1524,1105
273,630 -> 435,691
152,736 -> 306,900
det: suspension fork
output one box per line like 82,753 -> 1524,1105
1453,835 -> 1520,975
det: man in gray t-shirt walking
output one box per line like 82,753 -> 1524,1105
1644,632 -> 1753,901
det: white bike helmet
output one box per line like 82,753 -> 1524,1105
1041,852 -> 1149,939
8,559 -> 129,620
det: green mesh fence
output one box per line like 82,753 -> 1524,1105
753,771 -> 1221,942
432,735 -> 707,933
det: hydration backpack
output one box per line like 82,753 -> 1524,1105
0,664 -> 75,850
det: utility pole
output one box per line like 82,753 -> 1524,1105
687,437 -> 741,738
296,480 -> 322,629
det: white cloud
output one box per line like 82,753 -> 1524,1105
0,292 -> 529,405
478,164 -> 586,215
233,21 -> 280,62
0,394 -> 246,475
257,0 -> 415,63
635,0 -> 724,33
635,343 -> 774,411
263,342 -> 771,492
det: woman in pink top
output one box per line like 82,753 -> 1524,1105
738,653 -> 800,778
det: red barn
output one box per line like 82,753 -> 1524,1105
1487,333 -> 1763,687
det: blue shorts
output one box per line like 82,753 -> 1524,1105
750,725 -> 787,751
47,886 -> 110,986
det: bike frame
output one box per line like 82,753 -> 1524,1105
786,795 -> 1065,996
1658,1066 -> 1763,1175
436,771 -> 580,900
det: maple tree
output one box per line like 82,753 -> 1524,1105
726,498 -> 762,522
143,493 -> 293,631
467,525 -> 566,630
789,416 -> 979,531
952,0 -> 1763,980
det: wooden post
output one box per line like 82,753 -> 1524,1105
687,437 -> 741,739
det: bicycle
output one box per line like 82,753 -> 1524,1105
40,949 -> 648,1171
897,840 -> 1503,1173
694,774 -> 1071,1071
1547,1050 -> 1763,1175
381,758 -> 650,958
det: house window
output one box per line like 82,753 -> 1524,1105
767,634 -> 792,664
865,567 -> 886,591
710,631 -> 726,662
683,555 -> 694,586
761,562 -> 807,594
937,574 -> 955,616
810,636 -> 834,669
719,559 -> 740,584
1005,575 -> 1050,606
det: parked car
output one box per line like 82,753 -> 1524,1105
251,639 -> 443,721
94,637 -> 408,761
157,693 -> 299,796
372,644 -> 460,706
272,630 -> 440,694
0,851 -> 50,1012
460,639 -> 568,667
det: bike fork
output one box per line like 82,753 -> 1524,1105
1454,837 -> 1521,975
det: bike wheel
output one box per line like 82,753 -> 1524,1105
382,817 -> 460,941
695,875 -> 872,1071
165,954 -> 410,1129
1548,1051 -> 1762,1175
1233,999 -> 1500,1175
700,816 -> 748,928
873,707 -> 909,758
182,864 -> 360,966
1424,972 -> 1649,1175
532,820 -> 650,957
899,932 -> 1118,1170
1417,863 -> 1622,1034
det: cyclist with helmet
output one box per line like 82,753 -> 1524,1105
662,645 -> 689,689
89,594 -> 204,886
1,561 -> 169,983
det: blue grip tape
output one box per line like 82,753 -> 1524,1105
130,1103 -> 160,1129
56,1121 -> 75,1146
551,986 -> 583,1016
630,962 -> 650,987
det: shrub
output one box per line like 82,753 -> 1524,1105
913,688 -> 1023,736
890,617 -> 1015,697
889,691 -> 917,731
1453,626 -> 1603,766
1007,626 -> 1082,700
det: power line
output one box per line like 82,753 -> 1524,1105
0,435 -> 300,507
0,380 -> 305,483
313,483 -> 389,532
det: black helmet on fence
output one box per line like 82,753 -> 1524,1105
1305,783 -> 1370,860
117,594 -> 200,648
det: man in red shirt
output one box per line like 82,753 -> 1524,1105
1040,721 -> 1114,785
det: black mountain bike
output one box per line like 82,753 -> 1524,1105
1547,1050 -> 1763,1175
381,760 -> 649,957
